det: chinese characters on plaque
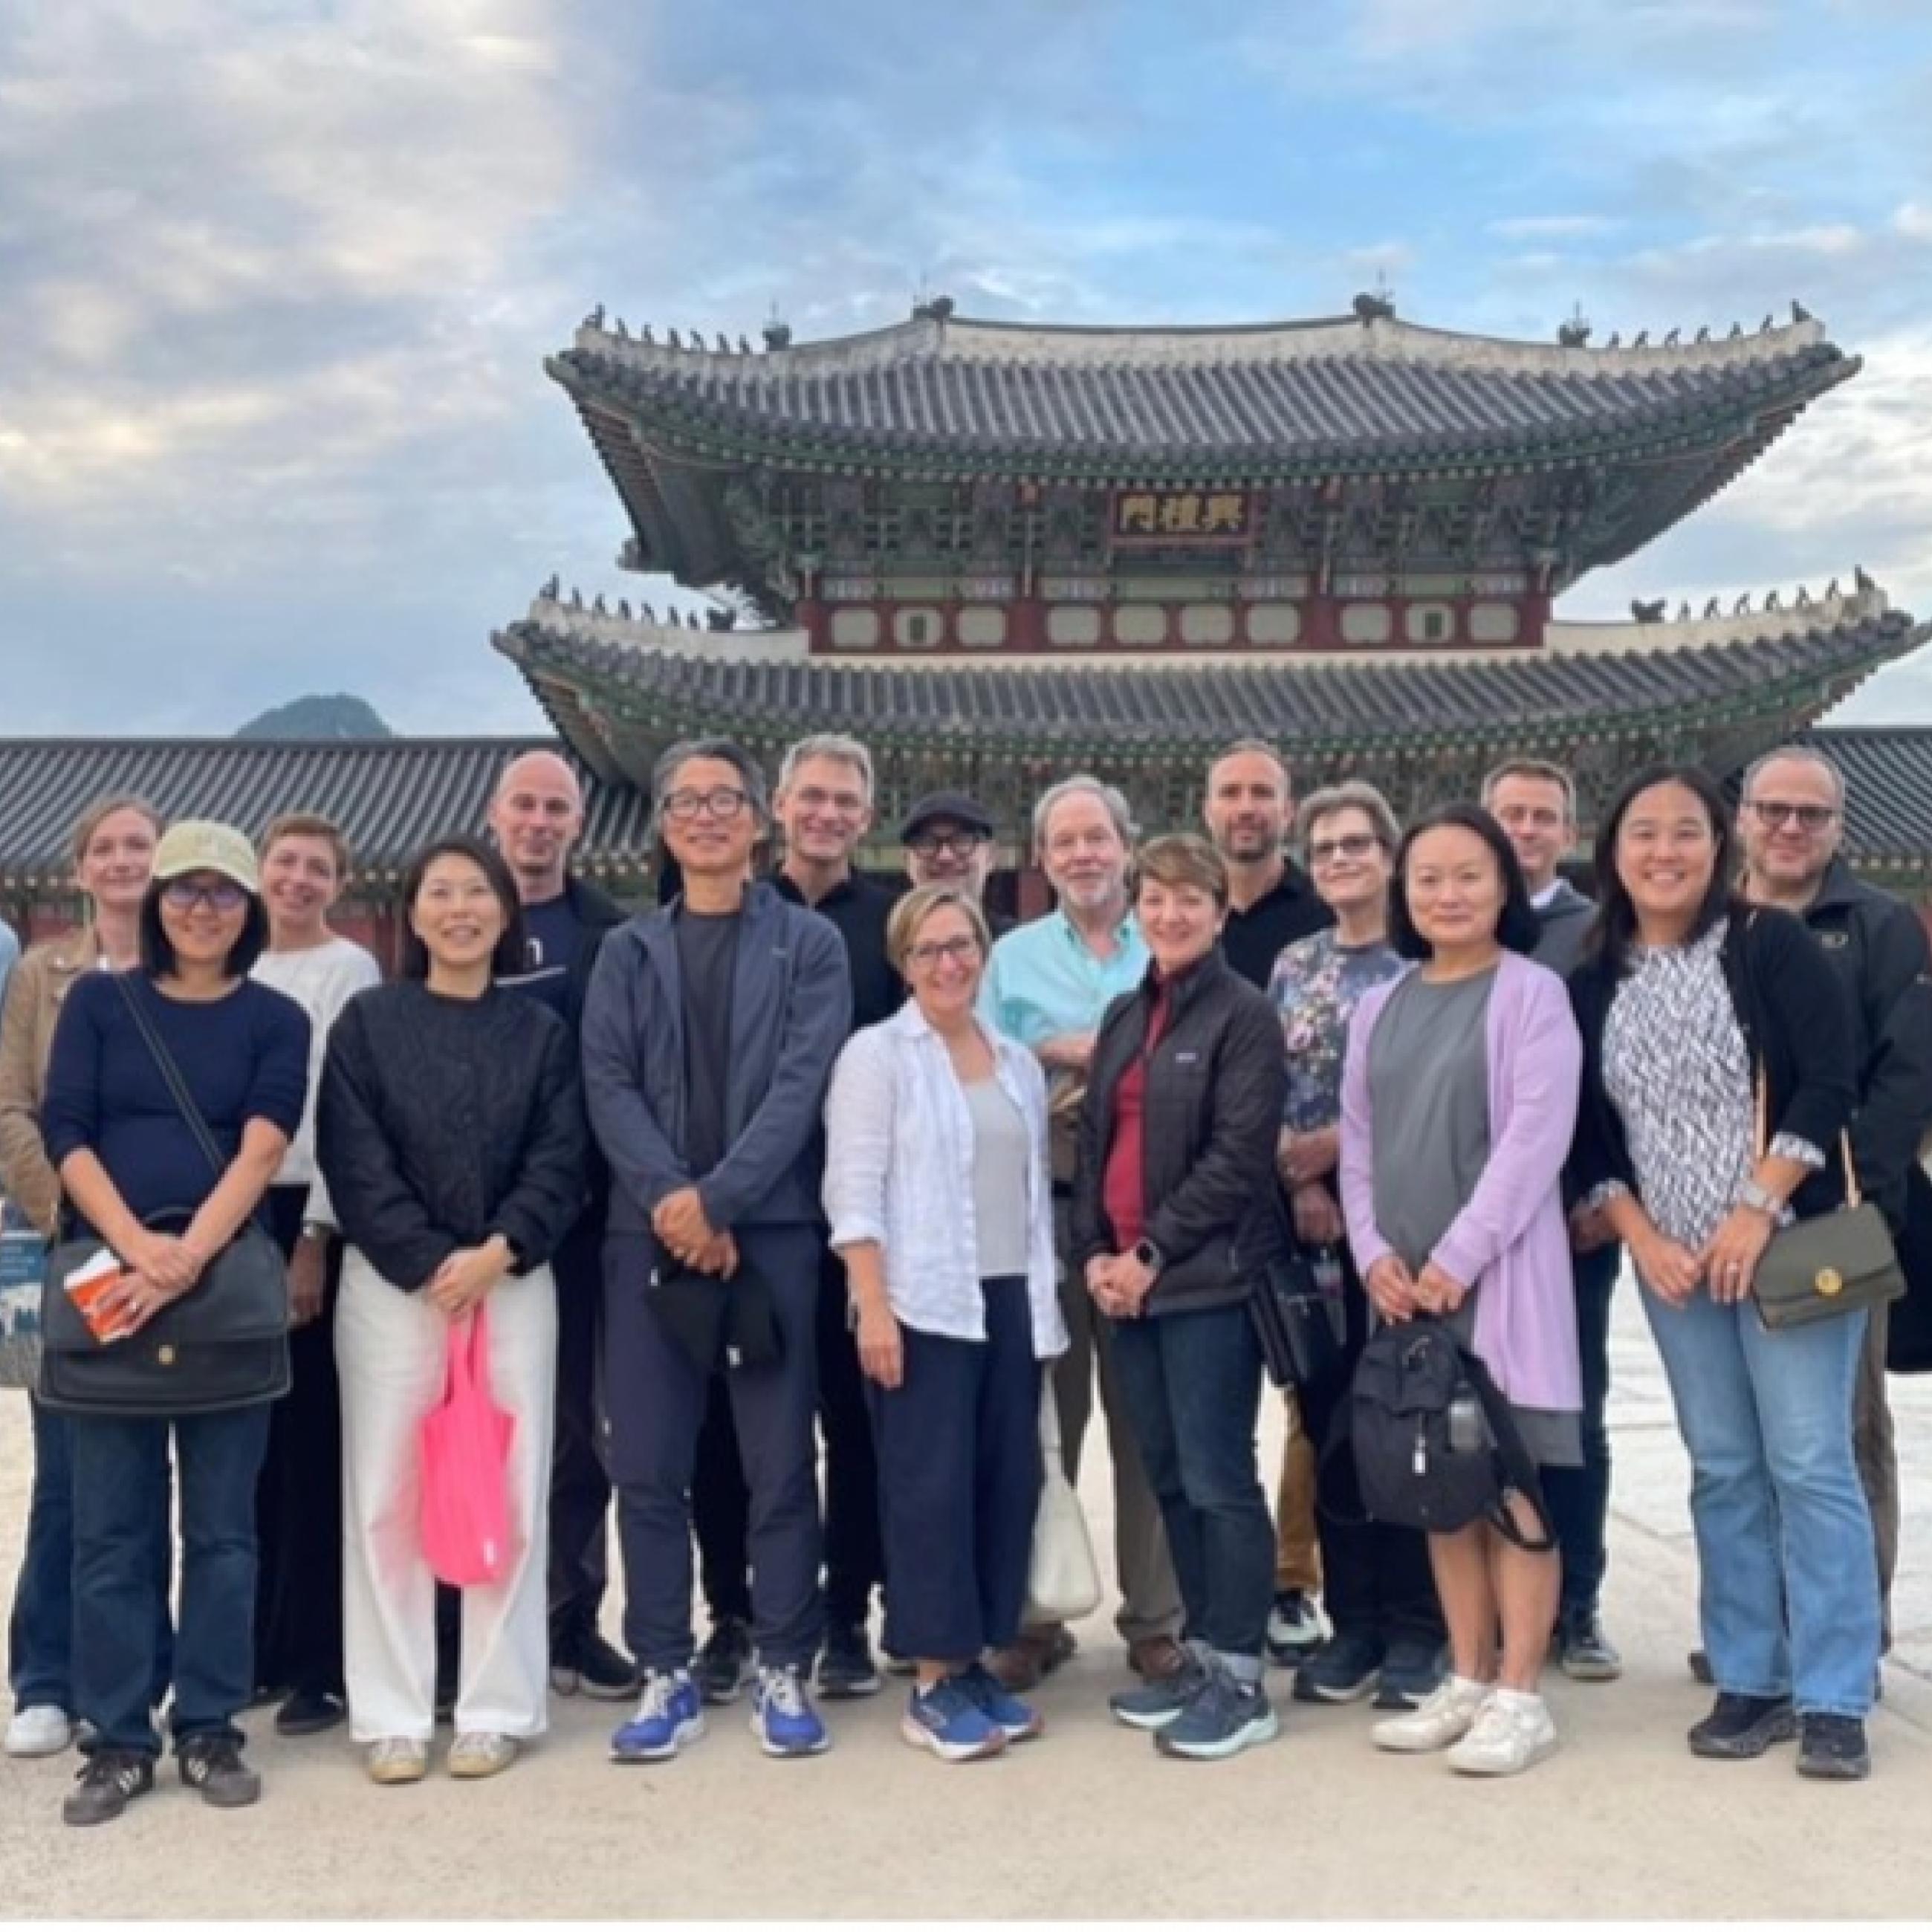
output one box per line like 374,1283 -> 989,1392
1111,488 -> 1251,543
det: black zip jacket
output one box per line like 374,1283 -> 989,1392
1070,947 -> 1291,1315
1799,860 -> 1932,1231
1568,905 -> 1856,1225
318,982 -> 587,1291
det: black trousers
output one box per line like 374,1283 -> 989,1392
692,1244 -> 884,1633
253,1186 -> 345,1699
866,1280 -> 1041,1662
548,1213 -> 612,1651
1298,1258 -> 1445,1650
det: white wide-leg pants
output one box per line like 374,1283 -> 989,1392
336,1249 -> 557,1743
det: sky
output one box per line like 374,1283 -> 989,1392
3,0 -> 1931,736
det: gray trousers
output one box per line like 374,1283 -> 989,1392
1854,1299 -> 1899,1647
1033,1197 -> 1182,1646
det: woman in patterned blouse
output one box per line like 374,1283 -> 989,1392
1264,783 -> 1446,1715
1569,764 -> 1876,1780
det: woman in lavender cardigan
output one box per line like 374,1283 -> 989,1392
1338,803 -> 1583,1779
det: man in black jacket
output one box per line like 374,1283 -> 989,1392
583,738 -> 852,1762
1739,745 -> 1932,1647
488,749 -> 635,1699
1484,757 -> 1621,1683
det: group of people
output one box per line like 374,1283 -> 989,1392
0,728 -> 1922,1824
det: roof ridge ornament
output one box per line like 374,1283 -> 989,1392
1557,305 -> 1591,349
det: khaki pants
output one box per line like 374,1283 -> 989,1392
1040,1200 -> 1183,1645
1271,1394 -> 1322,1595
1855,1298 -> 1899,1645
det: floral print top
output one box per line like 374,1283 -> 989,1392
1267,930 -> 1409,1132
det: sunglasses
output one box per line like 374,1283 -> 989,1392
161,878 -> 248,913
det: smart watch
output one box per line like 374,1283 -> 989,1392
1132,1238 -> 1164,1276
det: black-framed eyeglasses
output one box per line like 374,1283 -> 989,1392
1744,799 -> 1838,832
1308,832 -> 1380,866
908,830 -> 988,859
161,878 -> 248,913
662,786 -> 750,823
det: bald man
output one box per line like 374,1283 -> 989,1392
487,748 -> 636,1699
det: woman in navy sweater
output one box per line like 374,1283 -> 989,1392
41,822 -> 309,1827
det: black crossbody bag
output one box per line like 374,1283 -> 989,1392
39,977 -> 291,1418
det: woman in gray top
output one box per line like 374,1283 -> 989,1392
1340,805 -> 1583,1780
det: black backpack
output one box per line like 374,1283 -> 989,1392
1349,1316 -> 1552,1548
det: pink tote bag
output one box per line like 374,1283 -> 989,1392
419,1306 -> 516,1587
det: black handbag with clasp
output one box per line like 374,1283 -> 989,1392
37,977 -> 291,1419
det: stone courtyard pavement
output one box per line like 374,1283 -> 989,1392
1,1279 -> 1931,1919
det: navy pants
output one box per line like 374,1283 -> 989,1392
71,1401 -> 270,1757
603,1225 -> 823,1674
1542,1242 -> 1618,1618
1112,1300 -> 1274,1662
866,1278 -> 1042,1662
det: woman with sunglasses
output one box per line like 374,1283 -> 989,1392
39,823 -> 310,1826
823,885 -> 1066,1760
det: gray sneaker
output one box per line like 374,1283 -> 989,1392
1155,1670 -> 1279,1762
1555,1608 -> 1623,1682
1109,1651 -> 1209,1732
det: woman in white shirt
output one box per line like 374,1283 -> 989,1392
823,886 -> 1067,1763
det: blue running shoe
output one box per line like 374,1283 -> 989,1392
750,1664 -> 831,1758
958,1662 -> 1043,1743
901,1677 -> 1007,1762
611,1670 -> 705,1763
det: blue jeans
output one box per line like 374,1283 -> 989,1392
1641,1288 -> 1878,1717
1543,1243 -> 1618,1617
8,1398 -> 174,1715
70,1404 -> 270,1757
1112,1302 -> 1273,1662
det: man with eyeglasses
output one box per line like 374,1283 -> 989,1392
1482,757 -> 1622,1684
1200,741 -> 1333,1669
583,738 -> 852,1763
901,792 -> 1007,930
690,736 -> 901,1709
486,750 -> 638,1705
1739,744 -> 1932,1658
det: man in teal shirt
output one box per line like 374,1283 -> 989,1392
980,776 -> 1183,1691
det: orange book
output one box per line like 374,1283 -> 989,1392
63,1248 -> 138,1344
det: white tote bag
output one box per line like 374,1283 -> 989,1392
1022,1380 -> 1102,1626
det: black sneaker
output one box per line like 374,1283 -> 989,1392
1687,1693 -> 1798,1760
1374,1638 -> 1445,1711
274,1690 -> 347,1737
693,1616 -> 754,1705
1798,1713 -> 1871,1781
62,1751 -> 154,1827
178,1734 -> 262,1808
1264,1589 -> 1326,1664
1293,1629 -> 1386,1705
551,1630 -> 642,1702
1554,1607 -> 1623,1683
1688,1647 -> 1713,1685
817,1623 -> 883,1700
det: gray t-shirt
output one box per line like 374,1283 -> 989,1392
1367,967 -> 1497,1272
962,1077 -> 1031,1282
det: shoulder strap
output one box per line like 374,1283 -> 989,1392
111,974 -> 228,1185
1456,1345 -> 1555,1553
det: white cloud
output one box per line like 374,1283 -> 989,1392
1897,201 -> 1932,242
1488,215 -> 1621,242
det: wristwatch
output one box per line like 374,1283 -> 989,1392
299,1220 -> 331,1245
1735,1179 -> 1781,1220
1132,1238 -> 1164,1276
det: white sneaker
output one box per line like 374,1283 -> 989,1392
1447,1687 -> 1557,1777
5,1705 -> 73,1757
1371,1674 -> 1490,1754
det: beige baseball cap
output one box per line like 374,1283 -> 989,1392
150,820 -> 262,895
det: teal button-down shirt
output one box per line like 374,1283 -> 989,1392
981,908 -> 1149,1048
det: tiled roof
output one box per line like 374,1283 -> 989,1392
497,605 -> 1924,760
1801,727 -> 1932,875
0,738 -> 656,889
551,308 -> 1856,477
